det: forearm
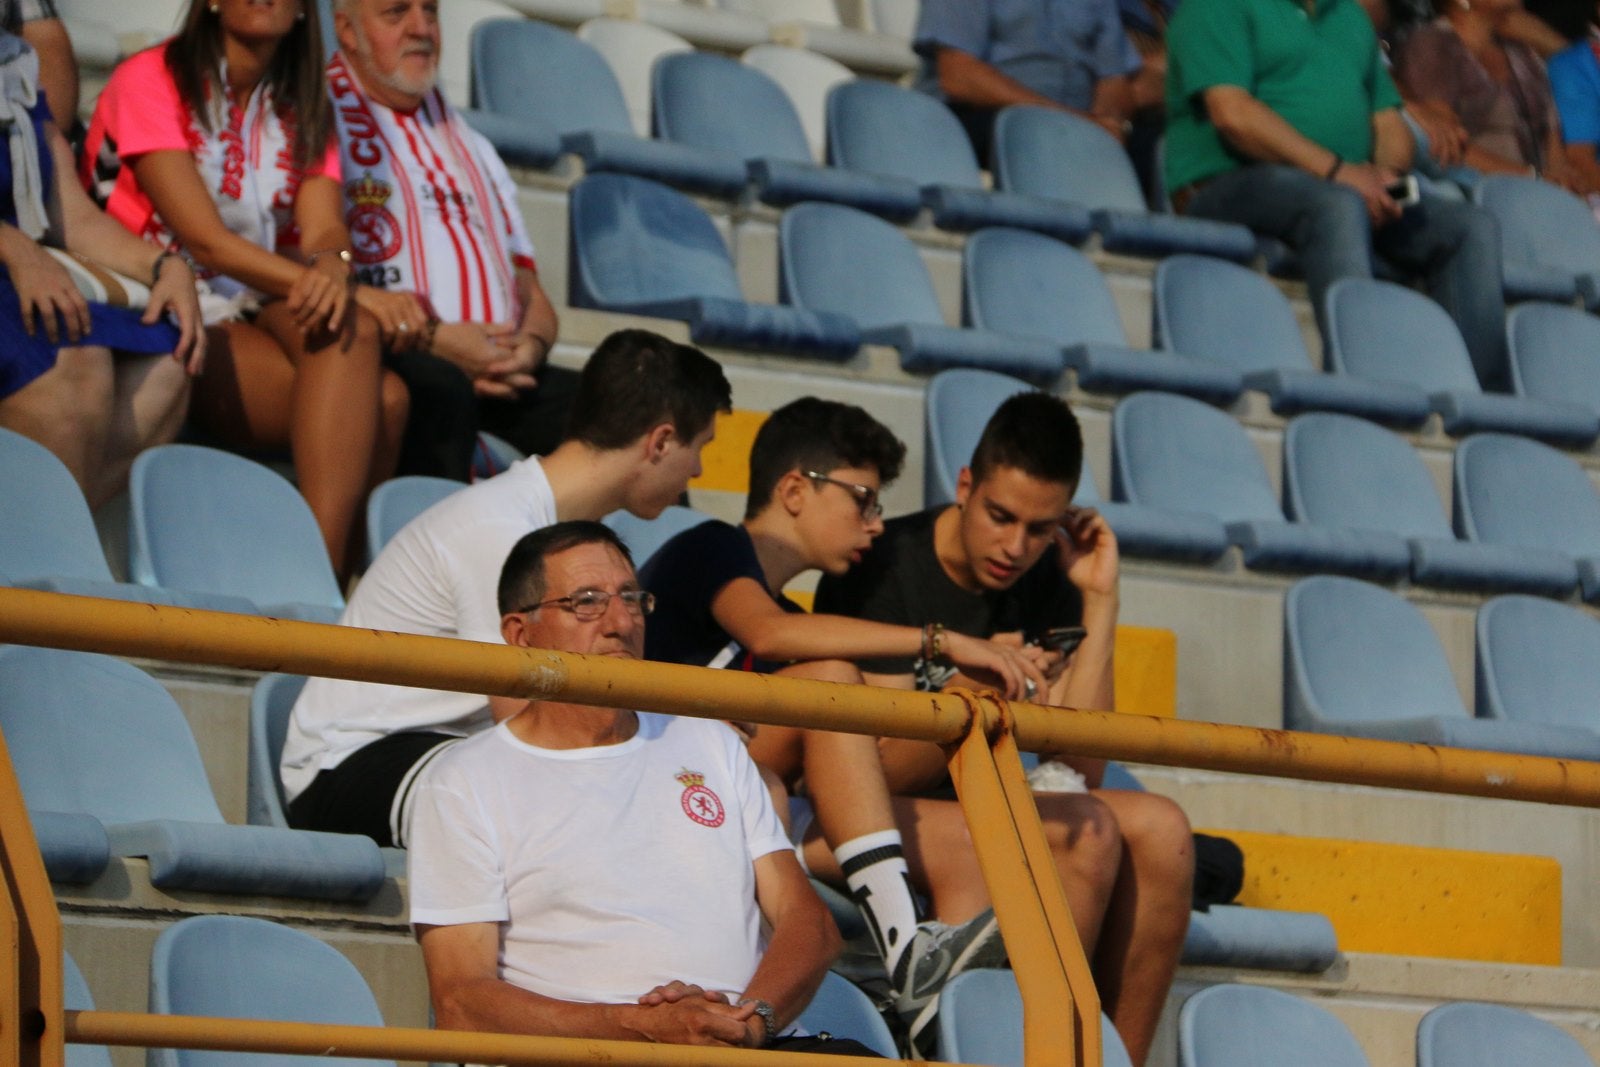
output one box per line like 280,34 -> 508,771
1372,110 -> 1415,172
1206,88 -> 1343,173
432,977 -> 647,1041
740,905 -> 838,1033
22,20 -> 78,128
936,46 -> 1083,113
1090,74 -> 1136,123
515,267 -> 558,354
1460,142 -> 1534,175
1044,592 -> 1117,714
738,611 -> 926,664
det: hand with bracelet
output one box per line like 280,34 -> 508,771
145,250 -> 206,374
287,247 -> 355,335
922,621 -> 1048,702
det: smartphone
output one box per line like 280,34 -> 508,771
1029,625 -> 1087,657
1386,174 -> 1420,207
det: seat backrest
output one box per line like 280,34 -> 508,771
0,646 -> 224,825
1475,174 -> 1600,276
793,972 -> 897,1058
923,368 -> 1036,507
964,226 -> 1128,347
1454,433 -> 1600,556
577,17 -> 693,137
1324,278 -> 1483,392
471,18 -> 631,136
64,951 -> 114,1067
992,104 -> 1146,213
366,476 -> 463,563
937,970 -> 1134,1067
779,201 -> 944,329
1506,302 -> 1600,417
248,674 -> 309,829
827,78 -> 982,189
1154,254 -> 1311,374
868,0 -> 918,39
742,44 -> 853,162
0,426 -> 117,585
602,505 -> 715,567
1418,1002 -> 1596,1067
437,0 -> 519,107
569,173 -> 744,310
721,0 -> 842,23
1111,391 -> 1283,522
1285,575 -> 1469,727
129,445 -> 344,612
1179,984 -> 1370,1067
148,915 -> 394,1067
1283,412 -> 1453,540
653,51 -> 813,165
1476,596 -> 1600,729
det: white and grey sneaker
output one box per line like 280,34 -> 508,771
891,909 -> 1009,1057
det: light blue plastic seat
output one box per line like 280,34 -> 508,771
1455,433 -> 1600,600
935,969 -> 1133,1067
570,174 -> 861,358
602,504 -> 715,567
923,368 -> 1035,507
1285,576 -> 1600,757
31,810 -> 110,885
365,476 -> 463,564
653,52 -> 921,220
0,647 -> 385,900
1477,596 -> 1600,745
65,951 -> 113,1067
993,105 -> 1258,262
1506,302 -> 1600,420
966,228 -> 1243,402
1474,174 -> 1600,307
825,81 -> 1092,241
471,431 -> 524,481
1179,984 -> 1369,1067
1284,413 -> 1569,594
1417,1001 -> 1596,1067
794,972 -> 897,1058
248,674 -> 308,829
129,445 -> 346,623
1324,279 -> 1599,445
780,202 -> 1063,380
148,915 -> 395,1067
1155,256 -> 1432,425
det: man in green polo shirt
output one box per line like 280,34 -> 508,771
1164,0 -> 1509,389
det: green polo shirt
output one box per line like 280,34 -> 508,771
1164,0 -> 1402,191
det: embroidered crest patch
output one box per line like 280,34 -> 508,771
675,769 -> 725,828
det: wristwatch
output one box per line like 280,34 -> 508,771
737,998 -> 777,1046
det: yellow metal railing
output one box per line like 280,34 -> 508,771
4,587 -> 1600,1067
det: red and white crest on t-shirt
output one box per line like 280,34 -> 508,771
675,769 -> 725,828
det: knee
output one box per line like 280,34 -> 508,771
1045,794 -> 1124,872
347,308 -> 385,359
380,368 -> 410,427
1304,182 -> 1370,237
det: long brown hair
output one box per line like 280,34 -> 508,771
163,0 -> 332,172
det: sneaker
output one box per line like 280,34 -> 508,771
891,909 -> 1009,1057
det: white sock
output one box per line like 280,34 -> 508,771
836,829 -> 921,985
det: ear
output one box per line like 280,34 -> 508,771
954,466 -> 975,508
642,422 -> 676,462
333,7 -> 356,55
501,611 -> 530,648
776,469 -> 811,517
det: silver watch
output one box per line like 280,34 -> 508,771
738,998 -> 778,1045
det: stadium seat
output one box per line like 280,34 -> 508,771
0,646 -> 387,900
366,476 -> 463,563
1323,279 -> 1599,445
129,445 -> 347,623
603,505 -> 715,566
992,106 -> 1259,262
1506,303 -> 1600,420
1417,1001 -> 1596,1067
923,368 -> 1035,506
1473,174 -> 1600,307
827,83 -> 1095,242
437,0 -> 519,109
965,228 -> 1243,401
1179,984 -> 1370,1067
652,52 -> 921,218
1454,433 -> 1598,600
721,0 -> 915,74
779,201 -> 1063,380
248,674 -> 309,829
867,0 -> 917,40
742,44 -> 853,162
32,810 -> 110,885
794,972 -> 897,1058
632,0 -> 770,53
577,17 -> 693,137
934,969 -> 1134,1067
1477,596 -> 1600,744
1283,413 -> 1572,594
1284,576 -> 1600,757
64,951 -> 113,1067
472,431 -> 525,481
1112,392 -> 1408,575
569,173 -> 861,358
148,915 -> 395,1067
1154,256 -> 1432,425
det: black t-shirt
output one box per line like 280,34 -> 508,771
814,507 -> 1083,686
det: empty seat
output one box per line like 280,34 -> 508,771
1182,905 -> 1339,972
64,951 -> 113,1067
149,915 -> 395,1067
923,368 -> 1035,506
436,0 -> 519,109
1155,256 -> 1433,425
966,228 -> 1242,401
129,445 -> 346,623
1454,433 -> 1600,600
867,0 -> 917,40
366,475 -> 463,563
1506,302 -> 1600,420
1473,174 -> 1600,307
793,971 -> 897,1058
1179,984 -> 1370,1067
779,201 -> 1062,380
33,809 -> 111,885
603,504 -> 715,566
827,82 -> 1094,241
577,17 -> 693,137
741,44 -> 853,162
248,674 -> 309,829
1283,413 -> 1572,594
1417,1001 -> 1596,1067
1324,279 -> 1599,445
653,51 -> 921,218
935,969 -> 1134,1067
1477,596 -> 1600,747
631,0 -> 769,53
569,173 -> 861,358
723,0 -> 917,75
0,647 -> 386,899
1285,575 -> 1600,757
993,106 -> 1258,262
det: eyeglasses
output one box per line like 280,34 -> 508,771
515,589 -> 656,620
803,470 -> 883,522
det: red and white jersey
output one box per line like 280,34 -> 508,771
327,51 -> 536,325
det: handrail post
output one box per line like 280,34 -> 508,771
0,729 -> 64,1067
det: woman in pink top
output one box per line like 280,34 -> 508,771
84,0 -> 418,578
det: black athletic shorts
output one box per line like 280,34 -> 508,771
286,731 -> 460,848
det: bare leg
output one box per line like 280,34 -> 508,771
0,345 -> 115,497
92,353 -> 192,508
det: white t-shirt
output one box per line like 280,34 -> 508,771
408,713 -> 791,1005
280,457 -> 557,800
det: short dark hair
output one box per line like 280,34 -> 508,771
1525,0 -> 1593,41
562,330 -> 731,450
497,521 -> 636,615
744,397 -> 906,519
968,392 -> 1084,489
